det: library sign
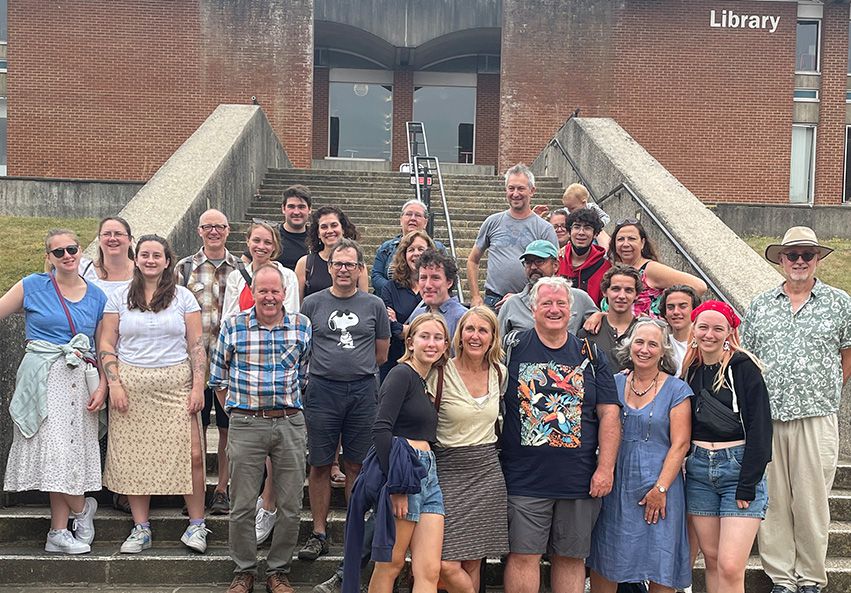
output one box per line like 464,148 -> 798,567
710,9 -> 780,33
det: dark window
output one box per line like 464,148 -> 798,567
844,128 -> 851,202
796,20 -> 819,72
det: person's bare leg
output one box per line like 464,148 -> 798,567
716,516 -> 761,593
215,427 -> 229,493
504,554 -> 542,593
589,570 -> 617,593
690,515 -> 721,593
462,559 -> 482,593
440,559 -> 479,593
409,513 -> 445,593
308,464 -> 332,534
48,492 -> 82,530
184,415 -> 206,520
550,555 -> 585,593
369,518 -> 417,593
128,494 -> 152,526
342,459 -> 362,502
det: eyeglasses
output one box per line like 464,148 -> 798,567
782,251 -> 817,262
402,211 -> 427,219
552,224 -> 568,231
48,245 -> 79,257
99,231 -> 129,239
199,224 -> 229,232
330,261 -> 359,271
570,224 -> 595,232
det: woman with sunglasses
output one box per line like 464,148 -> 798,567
1,229 -> 108,554
681,301 -> 771,593
79,217 -> 136,297
99,235 -> 208,555
587,319 -> 692,593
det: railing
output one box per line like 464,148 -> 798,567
405,122 -> 463,302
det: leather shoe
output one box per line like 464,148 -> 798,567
266,571 -> 295,593
227,572 -> 255,593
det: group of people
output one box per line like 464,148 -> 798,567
1,163 -> 848,593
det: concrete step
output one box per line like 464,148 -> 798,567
266,168 -> 563,183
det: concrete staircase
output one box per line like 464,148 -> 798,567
1,452 -> 850,590
225,167 -> 566,297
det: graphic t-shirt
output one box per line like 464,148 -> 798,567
301,288 -> 391,381
500,329 -> 619,499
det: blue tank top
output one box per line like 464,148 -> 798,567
22,273 -> 107,344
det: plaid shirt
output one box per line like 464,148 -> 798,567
175,248 -> 241,354
208,308 -> 311,411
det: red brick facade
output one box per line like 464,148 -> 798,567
313,68 -> 330,161
391,70 -> 414,169
8,0 -> 313,179
475,74 -> 500,171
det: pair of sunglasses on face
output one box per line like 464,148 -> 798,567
783,251 -> 817,262
48,245 -> 79,258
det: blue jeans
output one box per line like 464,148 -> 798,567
686,444 -> 768,519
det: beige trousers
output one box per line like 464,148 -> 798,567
758,414 -> 838,589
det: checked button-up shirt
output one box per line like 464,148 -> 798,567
208,307 -> 311,412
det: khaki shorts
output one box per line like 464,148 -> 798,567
507,495 -> 602,558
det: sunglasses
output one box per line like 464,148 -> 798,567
783,251 -> 817,262
615,218 -> 639,227
48,245 -> 79,258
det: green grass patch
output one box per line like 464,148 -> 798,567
743,235 -> 851,294
0,216 -> 99,293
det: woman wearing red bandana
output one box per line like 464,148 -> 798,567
680,300 -> 773,593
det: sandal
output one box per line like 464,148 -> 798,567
112,493 -> 132,514
330,462 -> 346,489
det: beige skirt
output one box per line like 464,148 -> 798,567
103,360 -> 203,495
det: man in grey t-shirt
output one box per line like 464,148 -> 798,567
299,239 -> 390,563
498,240 -> 598,337
467,163 -> 558,310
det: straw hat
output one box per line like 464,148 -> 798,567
764,226 -> 833,265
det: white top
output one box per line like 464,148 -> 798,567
671,337 -> 688,377
79,258 -> 132,299
105,285 -> 201,368
427,359 -> 508,448
221,261 -> 300,320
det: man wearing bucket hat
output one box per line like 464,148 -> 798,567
741,226 -> 851,593
497,240 -> 597,337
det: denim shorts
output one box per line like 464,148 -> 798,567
686,444 -> 769,519
406,449 -> 444,522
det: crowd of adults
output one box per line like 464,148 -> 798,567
1,163 -> 849,593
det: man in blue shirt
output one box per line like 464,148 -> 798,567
406,248 -> 467,341
209,264 -> 311,593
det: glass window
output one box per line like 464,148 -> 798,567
793,89 -> 818,101
844,127 -> 851,202
0,0 -> 6,44
790,125 -> 815,204
328,82 -> 392,160
413,86 -> 476,163
796,20 -> 819,72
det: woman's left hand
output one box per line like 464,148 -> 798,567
86,384 -> 107,412
638,487 -> 667,524
187,386 -> 204,415
390,493 -> 408,519
736,499 -> 751,509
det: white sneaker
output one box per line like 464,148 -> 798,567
45,529 -> 91,554
181,522 -> 211,553
120,525 -> 152,554
255,506 -> 277,544
71,497 -> 98,545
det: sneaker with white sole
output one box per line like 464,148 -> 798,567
256,506 -> 277,544
71,496 -> 98,545
45,528 -> 91,554
120,525 -> 152,554
181,522 -> 211,553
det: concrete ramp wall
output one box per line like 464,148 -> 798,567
531,117 -> 782,314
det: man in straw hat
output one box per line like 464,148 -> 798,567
741,226 -> 851,593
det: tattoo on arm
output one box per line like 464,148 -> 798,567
103,359 -> 120,383
189,336 -> 207,386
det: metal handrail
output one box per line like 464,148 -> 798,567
595,182 -> 735,315
404,122 -> 463,302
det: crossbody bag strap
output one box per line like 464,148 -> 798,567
433,365 -> 445,412
49,272 -> 77,336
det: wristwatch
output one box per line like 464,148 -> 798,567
656,484 -> 667,494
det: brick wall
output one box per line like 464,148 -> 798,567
475,73 -> 500,170
313,68 -> 330,161
391,70 -> 414,169
813,3 -> 848,205
8,0 -> 313,180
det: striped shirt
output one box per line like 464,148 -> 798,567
208,308 -> 311,411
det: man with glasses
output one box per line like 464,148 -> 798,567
299,239 -> 391,562
558,208 -> 610,306
741,226 -> 851,593
176,208 -> 243,515
498,240 -> 597,338
371,199 -> 445,295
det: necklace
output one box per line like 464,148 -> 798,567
630,371 -> 660,397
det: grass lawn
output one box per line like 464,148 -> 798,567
0,216 -> 99,293
743,235 -> 851,294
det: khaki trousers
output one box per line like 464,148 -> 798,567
758,414 -> 838,589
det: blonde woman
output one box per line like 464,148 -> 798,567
429,307 -> 508,593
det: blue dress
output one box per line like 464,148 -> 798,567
587,374 -> 692,590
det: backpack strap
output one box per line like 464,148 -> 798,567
239,266 -> 253,287
580,336 -> 599,377
180,259 -> 193,288
502,329 -> 521,369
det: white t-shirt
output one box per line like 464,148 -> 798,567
106,285 -> 201,368
671,337 -> 688,377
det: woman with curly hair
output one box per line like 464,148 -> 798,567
379,230 -> 435,381
295,205 -> 366,300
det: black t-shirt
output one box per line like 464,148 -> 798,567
277,227 -> 308,271
501,329 -> 619,499
373,363 -> 438,475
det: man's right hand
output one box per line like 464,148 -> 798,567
533,204 -> 550,218
470,294 -> 484,307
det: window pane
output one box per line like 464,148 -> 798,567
413,86 -> 476,163
0,0 -> 6,43
328,82 -> 392,160
796,21 -> 819,72
790,126 -> 814,204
